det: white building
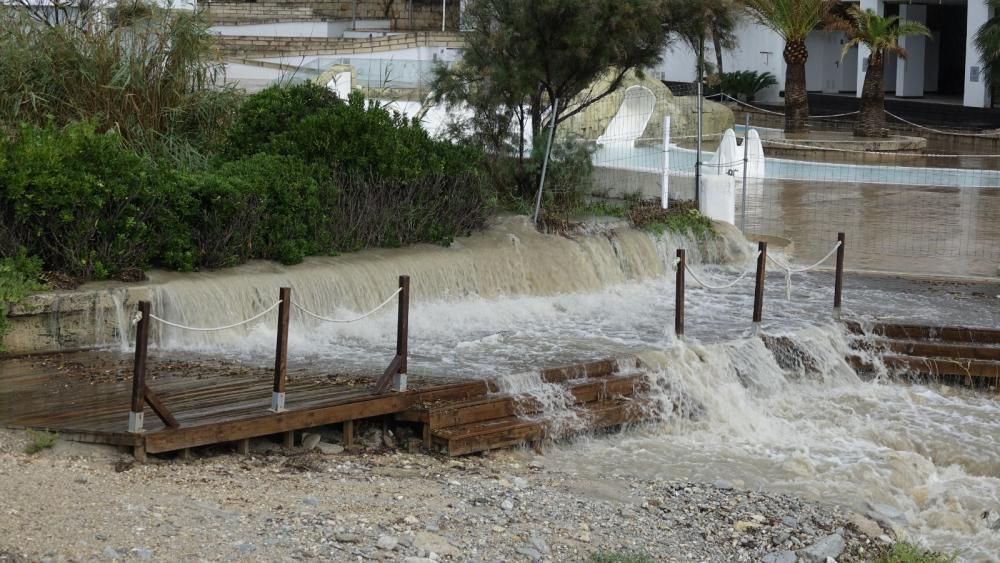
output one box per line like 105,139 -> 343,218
654,0 -> 995,108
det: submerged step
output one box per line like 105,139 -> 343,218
433,398 -> 650,456
850,338 -> 1000,362
849,353 -> 1000,381
844,320 -> 1000,345
400,374 -> 647,429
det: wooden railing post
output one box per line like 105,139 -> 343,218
393,275 -> 410,392
833,232 -> 846,320
675,249 -> 685,339
271,287 -> 291,412
752,241 -> 768,332
129,301 -> 151,433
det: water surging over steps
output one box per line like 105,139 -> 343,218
139,216 -> 749,349
531,324 -> 1000,561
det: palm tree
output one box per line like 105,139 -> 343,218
974,0 -> 1000,99
743,0 -> 838,133
840,6 -> 930,137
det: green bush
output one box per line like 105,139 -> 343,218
0,250 -> 44,352
719,70 -> 778,102
225,85 -> 481,180
161,154 -> 329,269
0,122 -> 163,280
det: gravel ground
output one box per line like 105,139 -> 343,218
0,428 -> 896,563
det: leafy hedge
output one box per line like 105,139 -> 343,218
0,83 -> 492,283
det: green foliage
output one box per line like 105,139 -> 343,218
628,201 -> 716,239
24,430 -> 58,454
719,70 -> 778,101
161,154 -> 328,269
0,250 -> 44,352
0,122 -> 163,280
975,0 -> 1000,90
589,551 -> 655,563
225,85 -> 480,180
533,136 -> 596,220
0,1 -> 237,153
432,0 -> 669,197
743,0 -> 840,43
838,7 -> 932,62
875,541 -> 956,563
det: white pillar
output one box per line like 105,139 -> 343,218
896,4 -> 927,97
856,0 -> 884,97
964,0 -> 993,108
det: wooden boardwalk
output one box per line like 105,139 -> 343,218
0,353 -> 647,459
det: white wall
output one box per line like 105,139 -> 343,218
655,20 -> 786,102
965,0 -> 994,107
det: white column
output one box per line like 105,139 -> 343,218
964,0 -> 993,107
856,0 -> 884,97
896,4 -> 927,97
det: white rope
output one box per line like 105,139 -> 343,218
760,138 -> 1000,158
718,93 -> 860,119
885,111 -> 998,138
766,241 -> 842,299
145,300 -> 283,332
683,251 -> 760,290
292,288 -> 401,324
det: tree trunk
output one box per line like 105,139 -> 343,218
855,52 -> 887,137
783,39 -> 809,133
529,91 -> 542,143
712,25 -> 724,77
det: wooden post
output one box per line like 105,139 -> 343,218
344,419 -> 354,447
393,275 -> 410,392
752,241 -> 768,331
272,287 -> 291,412
129,301 -> 151,433
283,431 -> 295,450
834,232 -> 846,320
675,249 -> 685,339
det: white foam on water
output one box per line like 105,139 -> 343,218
545,326 -> 1000,561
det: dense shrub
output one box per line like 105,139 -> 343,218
161,154 -> 329,269
0,122 -> 163,280
0,3 -> 237,153
224,85 -> 481,179
0,250 -> 44,351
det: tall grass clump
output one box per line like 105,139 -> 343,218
0,1 -> 237,153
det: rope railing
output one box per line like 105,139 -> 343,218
760,138 -> 1000,158
767,241 -> 843,299
683,251 -> 761,290
292,288 -> 402,324
134,300 -> 284,332
716,93 -> 860,119
125,275 -> 413,435
885,111 -> 999,138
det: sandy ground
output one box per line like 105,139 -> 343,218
0,428 -> 894,563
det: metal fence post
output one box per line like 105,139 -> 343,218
740,113 -> 750,233
533,98 -> 560,225
661,116 -> 671,209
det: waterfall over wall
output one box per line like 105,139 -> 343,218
140,216 -> 751,348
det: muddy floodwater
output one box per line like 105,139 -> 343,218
10,217 -> 1000,560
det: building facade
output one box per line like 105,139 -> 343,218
654,0 -> 995,108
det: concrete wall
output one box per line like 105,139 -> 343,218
206,0 -> 459,31
217,31 -> 463,58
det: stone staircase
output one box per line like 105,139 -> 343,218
396,359 -> 650,456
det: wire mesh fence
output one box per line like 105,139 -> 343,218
585,87 -> 1000,278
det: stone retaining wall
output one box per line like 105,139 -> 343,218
217,31 -> 463,57
207,0 -> 460,31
